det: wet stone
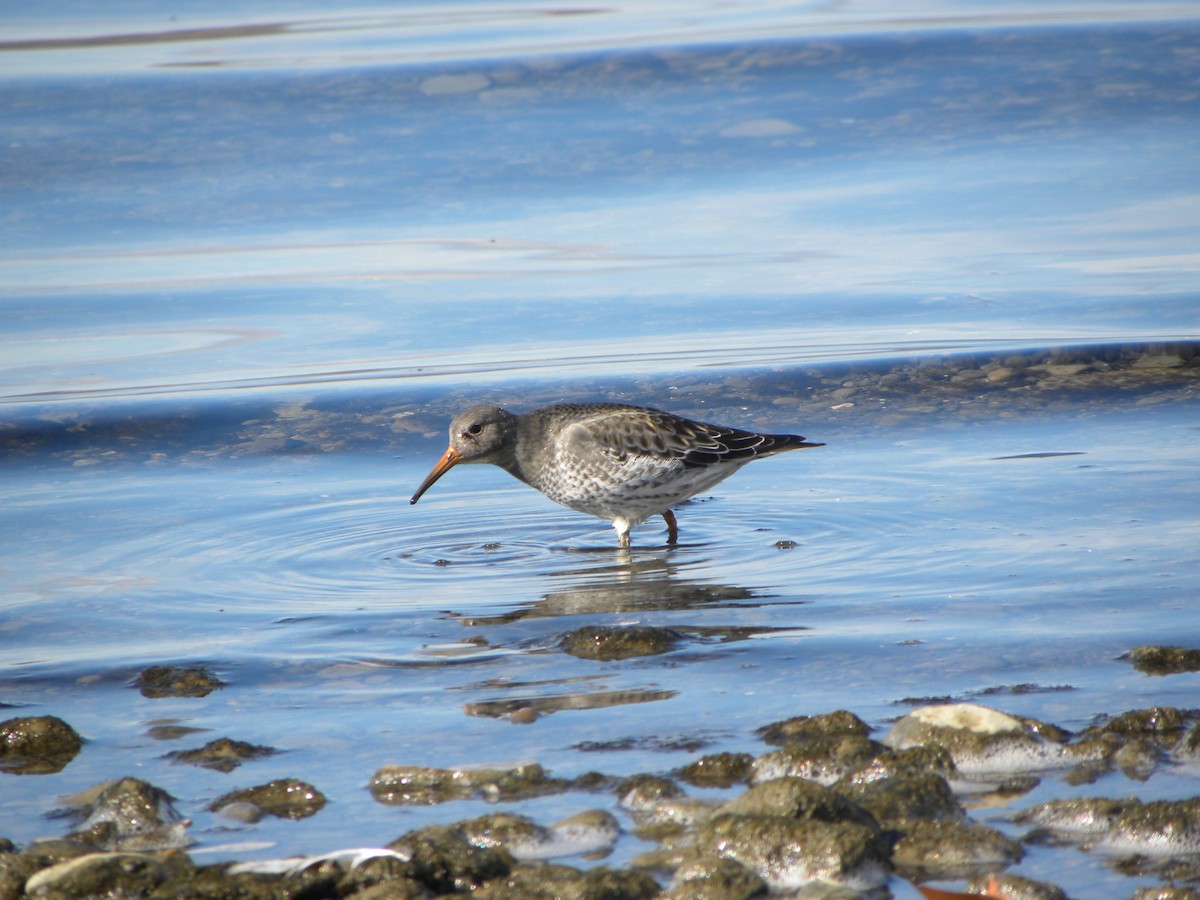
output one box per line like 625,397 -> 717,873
676,751 -> 754,788
663,855 -> 767,900
1099,705 -> 1189,739
0,716 -> 83,775
370,762 -> 567,805
1015,796 -> 1141,839
472,861 -> 659,900
1125,645 -> 1200,675
751,734 -> 890,785
387,824 -> 513,894
717,777 -> 879,835
23,851 -> 168,898
167,736 -> 276,772
884,703 -> 1071,775
691,813 -> 890,891
756,709 -> 871,746
134,665 -> 225,698
210,778 -> 325,820
560,625 -> 682,660
66,777 -> 190,851
839,743 -> 957,785
891,819 -> 1023,880
618,774 -> 686,812
969,872 -> 1068,900
836,771 -> 964,829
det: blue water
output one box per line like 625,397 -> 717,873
2,4 -> 1199,896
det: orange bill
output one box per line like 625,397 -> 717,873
410,447 -> 462,504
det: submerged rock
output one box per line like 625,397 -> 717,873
0,716 -> 83,775
134,665 -> 225,699
167,736 -> 276,772
560,625 -> 682,660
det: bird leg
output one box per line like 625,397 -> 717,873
663,509 -> 679,546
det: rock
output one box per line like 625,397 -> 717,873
836,771 -> 964,828
664,855 -> 766,900
66,777 -> 189,851
717,777 -> 878,834
370,762 -> 566,805
560,625 -> 681,660
24,852 -> 166,898
755,710 -> 870,746
0,716 -> 83,775
691,814 -> 889,891
134,665 -> 225,698
751,735 -> 890,785
168,737 -> 276,772
210,778 -> 325,820
1124,645 -> 1200,675
883,703 -> 1070,774
1132,354 -> 1184,369
388,824 -> 513,893
891,819 -> 1022,879
677,752 -> 754,788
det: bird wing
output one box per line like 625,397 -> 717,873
562,407 -> 806,469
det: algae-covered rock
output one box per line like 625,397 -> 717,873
891,819 -> 1023,879
168,736 -> 276,772
664,855 -> 767,899
755,710 -> 870,746
388,824 -> 513,893
470,861 -> 659,899
617,774 -> 686,811
1124,645 -> 1200,676
1098,706 -> 1188,740
134,665 -> 225,698
677,752 -> 754,788
884,703 -> 1071,774
751,735 -> 889,785
717,777 -> 878,834
211,778 -> 325,820
457,809 -> 620,861
65,777 -> 190,851
970,871 -> 1068,900
836,771 -> 964,828
0,716 -> 83,775
560,625 -> 682,660
370,762 -> 567,805
691,813 -> 889,891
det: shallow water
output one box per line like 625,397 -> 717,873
2,2 -> 1200,897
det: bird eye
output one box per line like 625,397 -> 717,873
467,423 -> 483,435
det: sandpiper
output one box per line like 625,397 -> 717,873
410,402 -> 823,547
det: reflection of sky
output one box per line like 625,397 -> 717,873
1,12 -> 1197,399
